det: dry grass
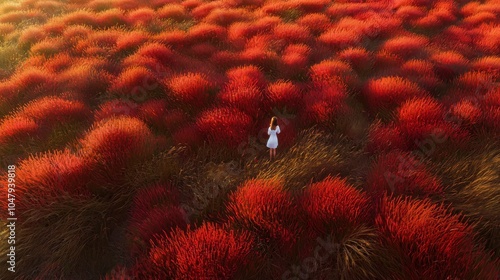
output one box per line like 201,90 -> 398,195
0,192 -> 130,280
177,158 -> 245,223
0,42 -> 24,73
124,145 -> 187,190
432,140 -> 500,258
320,226 -> 404,280
245,128 -> 365,191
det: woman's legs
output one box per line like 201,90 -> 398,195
269,148 -> 277,160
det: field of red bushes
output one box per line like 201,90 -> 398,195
0,0 -> 499,279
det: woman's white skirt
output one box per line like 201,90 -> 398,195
267,136 -> 278,148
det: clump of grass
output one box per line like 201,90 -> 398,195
177,158 -> 245,223
0,193 -> 128,279
313,226 -> 405,280
246,128 -> 364,190
432,141 -> 500,258
279,8 -> 302,22
0,42 -> 24,73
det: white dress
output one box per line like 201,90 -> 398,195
266,126 -> 280,148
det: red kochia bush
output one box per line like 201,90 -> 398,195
172,123 -> 203,147
227,22 -> 255,46
210,50 -> 242,69
62,25 -> 92,42
84,30 -> 121,50
0,116 -> 39,144
163,109 -> 189,131
57,61 -> 115,97
128,205 -> 187,257
191,1 -> 224,19
300,176 -> 372,236
227,16 -> 281,44
96,8 -> 127,27
279,44 -> 310,78
15,96 -> 90,127
380,35 -> 429,58
42,20 -> 66,36
296,13 -> 331,34
121,54 -> 171,78
226,178 -> 302,252
363,76 -> 428,112
463,11 -> 496,26
266,80 -> 302,111
471,56 -> 500,78
301,79 -> 348,125
450,99 -> 482,126
373,50 -> 405,74
394,5 -> 426,20
220,65 -> 267,109
219,79 -> 264,116
260,1 -> 293,16
204,8 -> 252,26
61,10 -> 99,27
181,0 -> 203,9
376,196 -> 495,279
187,23 -> 226,42
149,222 -> 258,280
189,43 -> 218,58
129,183 -> 181,223
366,121 -> 408,152
137,99 -> 167,128
94,99 -> 139,122
30,38 -> 65,57
338,47 -> 371,70
154,30 -> 189,48
109,66 -> 158,96
79,116 -> 156,169
196,107 -> 252,148
135,42 -> 175,64
310,59 -> 359,87
482,87 -> 500,132
11,150 -> 94,212
0,80 -> 18,108
453,71 -> 495,94
272,23 -> 312,43
238,47 -> 279,71
157,4 -> 189,21
366,150 -> 443,199
115,31 -> 149,53
17,55 -> 46,69
0,22 -> 14,32
17,26 -> 46,48
126,7 -> 156,26
9,67 -> 57,96
400,59 -> 441,89
166,72 -> 213,108
396,96 -> 469,148
430,50 -> 469,81
44,53 -> 73,73
318,27 -> 361,49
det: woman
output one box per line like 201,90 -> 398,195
266,116 -> 280,160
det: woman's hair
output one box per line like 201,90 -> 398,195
270,116 -> 278,129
